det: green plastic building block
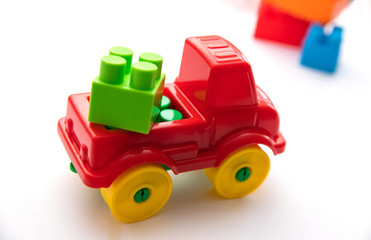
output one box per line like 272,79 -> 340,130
88,48 -> 165,134
160,96 -> 171,110
159,109 -> 183,122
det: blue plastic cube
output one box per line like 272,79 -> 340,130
300,24 -> 343,73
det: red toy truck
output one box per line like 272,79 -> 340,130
57,35 -> 286,223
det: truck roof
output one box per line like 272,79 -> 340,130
176,36 -> 257,113
187,36 -> 248,66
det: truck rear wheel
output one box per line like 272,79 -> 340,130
100,163 -> 173,223
205,145 -> 270,198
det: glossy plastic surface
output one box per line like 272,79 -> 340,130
262,0 -> 350,24
100,163 -> 172,223
88,49 -> 165,134
205,145 -> 270,198
57,35 -> 286,189
300,24 -> 343,73
254,2 -> 310,46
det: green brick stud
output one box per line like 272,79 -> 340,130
160,96 -> 171,110
139,52 -> 163,79
159,109 -> 183,122
109,47 -> 133,75
99,55 -> 126,84
130,61 -> 158,90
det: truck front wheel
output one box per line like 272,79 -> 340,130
205,145 -> 270,198
100,163 -> 173,223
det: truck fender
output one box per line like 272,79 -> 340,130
214,130 -> 278,167
103,147 -> 176,188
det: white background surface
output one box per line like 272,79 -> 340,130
1,0 -> 371,239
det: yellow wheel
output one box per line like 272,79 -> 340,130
205,145 -> 270,199
100,164 -> 172,223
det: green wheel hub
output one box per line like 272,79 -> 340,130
134,188 -> 150,203
236,167 -> 251,182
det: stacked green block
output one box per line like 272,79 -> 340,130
160,96 -> 171,110
159,109 -> 183,122
88,47 -> 165,134
157,96 -> 183,122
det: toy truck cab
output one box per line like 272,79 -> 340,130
58,36 -> 285,223
175,36 -> 285,153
